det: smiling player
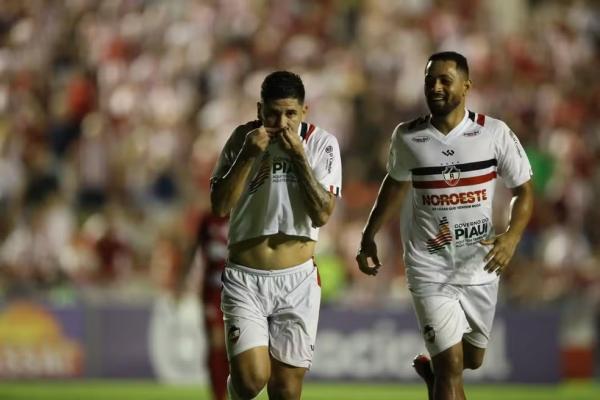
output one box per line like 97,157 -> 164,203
356,52 -> 533,400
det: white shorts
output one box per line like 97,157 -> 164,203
221,259 -> 321,369
409,280 -> 499,357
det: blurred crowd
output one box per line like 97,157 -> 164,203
0,0 -> 599,315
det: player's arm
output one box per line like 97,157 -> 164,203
290,154 -> 335,228
357,175 -> 411,276
279,128 -> 336,227
481,179 -> 534,274
210,121 -> 269,217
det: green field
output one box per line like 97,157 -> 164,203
0,381 -> 598,400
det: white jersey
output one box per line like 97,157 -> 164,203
387,110 -> 532,285
213,122 -> 342,245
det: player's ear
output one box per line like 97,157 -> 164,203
301,103 -> 308,120
464,79 -> 472,94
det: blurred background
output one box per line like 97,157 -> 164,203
0,0 -> 598,391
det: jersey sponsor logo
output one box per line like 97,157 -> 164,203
463,130 -> 481,137
422,189 -> 488,206
441,149 -> 455,156
442,165 -> 460,186
426,217 -> 452,254
453,218 -> 490,248
248,152 -> 271,194
272,156 -> 298,183
272,160 -> 294,174
412,135 -> 430,143
454,220 -> 488,240
325,145 -> 334,173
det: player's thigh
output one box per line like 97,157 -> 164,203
221,267 -> 270,360
410,283 -> 470,357
460,281 -> 498,350
269,266 -> 321,369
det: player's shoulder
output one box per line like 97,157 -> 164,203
397,115 -> 431,134
391,115 -> 431,143
230,120 -> 261,141
467,110 -> 506,132
301,122 -> 338,146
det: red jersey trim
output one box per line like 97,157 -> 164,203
476,114 -> 486,126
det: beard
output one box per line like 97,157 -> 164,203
426,96 -> 461,116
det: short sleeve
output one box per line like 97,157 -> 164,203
495,122 -> 533,188
386,125 -> 411,181
313,134 -> 342,197
210,124 -> 252,186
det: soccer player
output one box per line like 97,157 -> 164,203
210,71 -> 342,400
356,52 -> 533,400
177,212 -> 230,400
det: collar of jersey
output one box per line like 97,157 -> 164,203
428,108 -> 470,142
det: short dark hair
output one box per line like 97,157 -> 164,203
260,71 -> 305,104
427,51 -> 469,78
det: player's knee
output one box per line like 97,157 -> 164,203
268,378 -> 302,400
433,352 -> 463,376
464,353 -> 484,370
233,371 -> 269,398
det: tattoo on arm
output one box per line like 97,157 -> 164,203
289,154 -> 333,227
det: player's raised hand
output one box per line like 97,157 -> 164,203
242,120 -> 270,157
356,237 -> 382,276
277,125 -> 305,158
480,232 -> 519,275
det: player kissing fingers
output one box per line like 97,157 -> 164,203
279,126 -> 305,157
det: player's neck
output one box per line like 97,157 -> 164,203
430,108 -> 466,135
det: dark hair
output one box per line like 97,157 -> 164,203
260,71 -> 305,104
427,51 -> 469,78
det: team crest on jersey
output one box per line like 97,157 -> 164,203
442,165 -> 461,186
228,326 -> 241,344
424,325 -> 435,343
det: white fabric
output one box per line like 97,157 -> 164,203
222,122 -> 342,245
410,281 -> 499,357
387,110 -> 532,285
221,259 -> 321,369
